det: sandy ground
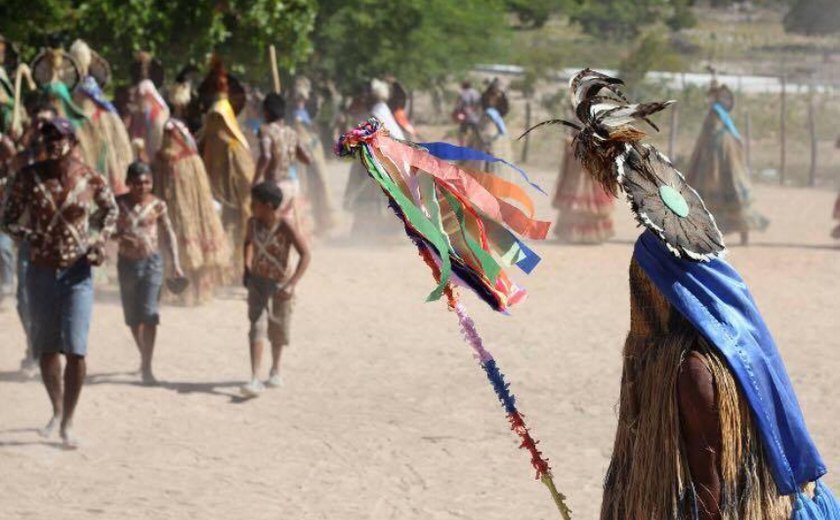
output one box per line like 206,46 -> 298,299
1,161 -> 838,520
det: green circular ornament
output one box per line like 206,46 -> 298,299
659,185 -> 689,218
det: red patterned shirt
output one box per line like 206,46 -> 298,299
246,216 -> 292,283
258,122 -> 299,184
115,194 -> 172,260
1,158 -> 117,269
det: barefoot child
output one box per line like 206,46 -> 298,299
115,161 -> 183,384
241,181 -> 310,397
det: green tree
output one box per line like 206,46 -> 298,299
0,0 -> 317,83
506,0 -> 571,29
310,0 -> 510,93
571,0 -> 666,40
619,32 -> 684,92
571,0 -> 696,40
784,0 -> 840,36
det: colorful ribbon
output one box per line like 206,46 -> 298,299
337,119 -> 570,516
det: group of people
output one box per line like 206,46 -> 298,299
1,33 -> 840,520
0,30 -> 454,446
0,36 -> 342,445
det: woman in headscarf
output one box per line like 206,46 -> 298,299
463,78 -> 514,178
686,81 -> 768,245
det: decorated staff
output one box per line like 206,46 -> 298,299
30,35 -> 87,128
525,69 -> 840,520
1,34 -> 36,137
336,119 -> 571,517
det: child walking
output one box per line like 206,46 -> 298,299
115,161 -> 183,384
242,181 -> 311,397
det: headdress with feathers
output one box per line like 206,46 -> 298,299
130,51 -> 164,88
522,69 -> 725,261
198,55 -> 246,115
69,39 -> 112,87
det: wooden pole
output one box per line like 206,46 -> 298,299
668,102 -> 679,160
780,74 -> 787,185
408,90 -> 415,120
808,88 -> 817,187
11,64 -> 34,138
521,99 -> 531,163
744,110 -> 752,172
269,45 -> 281,94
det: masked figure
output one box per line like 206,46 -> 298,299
127,52 -> 169,161
68,40 -> 133,193
197,56 -> 254,272
527,69 -> 840,520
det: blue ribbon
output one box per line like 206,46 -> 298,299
485,107 -> 507,135
293,107 -> 312,126
712,102 -> 742,141
418,141 -> 546,195
78,76 -> 117,114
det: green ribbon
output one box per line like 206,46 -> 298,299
440,189 -> 501,284
361,146 -> 453,301
43,82 -> 88,128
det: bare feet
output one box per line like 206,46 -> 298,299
141,369 -> 157,386
19,357 -> 38,378
39,415 -> 61,438
60,426 -> 80,449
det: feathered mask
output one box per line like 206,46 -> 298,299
523,69 -> 725,261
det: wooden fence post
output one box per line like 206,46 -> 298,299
780,74 -> 787,185
808,87 -> 817,187
668,102 -> 679,160
521,99 -> 532,164
745,110 -> 752,172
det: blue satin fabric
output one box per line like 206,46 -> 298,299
712,102 -> 742,141
633,230 -> 826,496
293,107 -> 312,126
485,107 -> 508,136
78,76 -> 117,114
417,141 -> 546,194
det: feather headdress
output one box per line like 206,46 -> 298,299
523,69 -> 725,261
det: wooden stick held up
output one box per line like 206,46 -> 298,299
12,64 -> 35,138
269,45 -> 281,94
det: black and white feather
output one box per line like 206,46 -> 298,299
615,143 -> 725,260
521,68 -> 726,261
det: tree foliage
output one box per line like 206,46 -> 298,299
619,32 -> 684,93
0,0 -> 317,83
310,0 -> 509,93
506,0 -> 571,29
784,0 -> 840,36
571,0 -> 696,40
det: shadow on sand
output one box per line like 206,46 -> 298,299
85,372 -> 252,404
0,428 -> 69,450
